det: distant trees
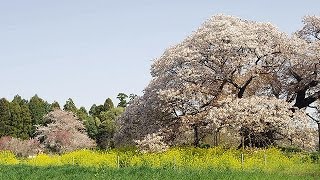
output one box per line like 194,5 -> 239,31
59,95 -> 126,149
0,93 -> 128,151
0,97 -> 32,139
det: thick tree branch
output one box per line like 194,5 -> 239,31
238,76 -> 254,98
294,90 -> 320,108
289,69 -> 302,82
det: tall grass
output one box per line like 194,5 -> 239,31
0,165 -> 317,180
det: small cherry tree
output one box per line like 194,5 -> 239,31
36,109 -> 96,153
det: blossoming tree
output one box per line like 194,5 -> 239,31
115,15 -> 319,151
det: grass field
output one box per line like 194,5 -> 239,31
0,165 -> 318,180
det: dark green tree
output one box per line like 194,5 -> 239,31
9,101 -> 22,137
12,95 -> 28,106
89,104 -> 104,118
89,104 -> 97,116
28,95 -> 48,136
103,98 -> 114,111
63,98 -> 77,113
50,101 -> 61,111
10,95 -> 32,139
96,107 -> 124,149
96,122 -> 113,149
117,93 -> 128,108
77,106 -> 88,121
20,103 -> 32,139
83,116 -> 100,140
0,98 -> 11,136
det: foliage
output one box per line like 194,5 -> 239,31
50,101 -> 61,111
20,103 -> 32,139
83,116 -> 100,140
29,95 -> 50,136
103,98 -> 114,111
96,107 -> 124,149
117,93 -> 129,108
0,98 -> 11,137
63,98 -> 77,114
0,97 -> 32,139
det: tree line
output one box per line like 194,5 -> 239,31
0,93 -> 134,149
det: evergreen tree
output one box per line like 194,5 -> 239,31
0,98 -> 11,136
50,101 -> 61,111
63,98 -> 77,113
9,101 -> 22,137
117,93 -> 128,108
89,104 -> 104,118
77,106 -> 88,121
96,107 -> 124,149
12,95 -> 28,106
103,98 -> 114,111
89,104 -> 97,116
20,103 -> 32,139
28,95 -> 48,136
83,116 -> 100,140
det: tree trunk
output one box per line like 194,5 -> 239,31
318,123 -> 320,152
193,125 -> 200,147
213,129 -> 220,147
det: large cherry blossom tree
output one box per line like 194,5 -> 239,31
115,15 -> 319,151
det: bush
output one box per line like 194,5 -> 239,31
0,136 -> 41,157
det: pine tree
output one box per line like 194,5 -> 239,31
63,98 -> 77,113
9,101 -> 22,137
0,98 -> 11,136
50,101 -> 61,111
89,104 -> 97,116
20,103 -> 32,139
103,98 -> 114,111
117,93 -> 128,108
12,95 -> 28,106
77,106 -> 88,121
28,95 -> 48,136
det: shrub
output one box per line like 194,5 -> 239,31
0,136 -> 42,157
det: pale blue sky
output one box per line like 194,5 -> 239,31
0,0 -> 319,108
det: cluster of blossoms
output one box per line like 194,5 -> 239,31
134,133 -> 169,153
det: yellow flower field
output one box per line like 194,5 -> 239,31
0,147 -> 319,175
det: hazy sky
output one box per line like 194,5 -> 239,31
1,0 -> 319,108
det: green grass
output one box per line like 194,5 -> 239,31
0,165 -> 318,180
